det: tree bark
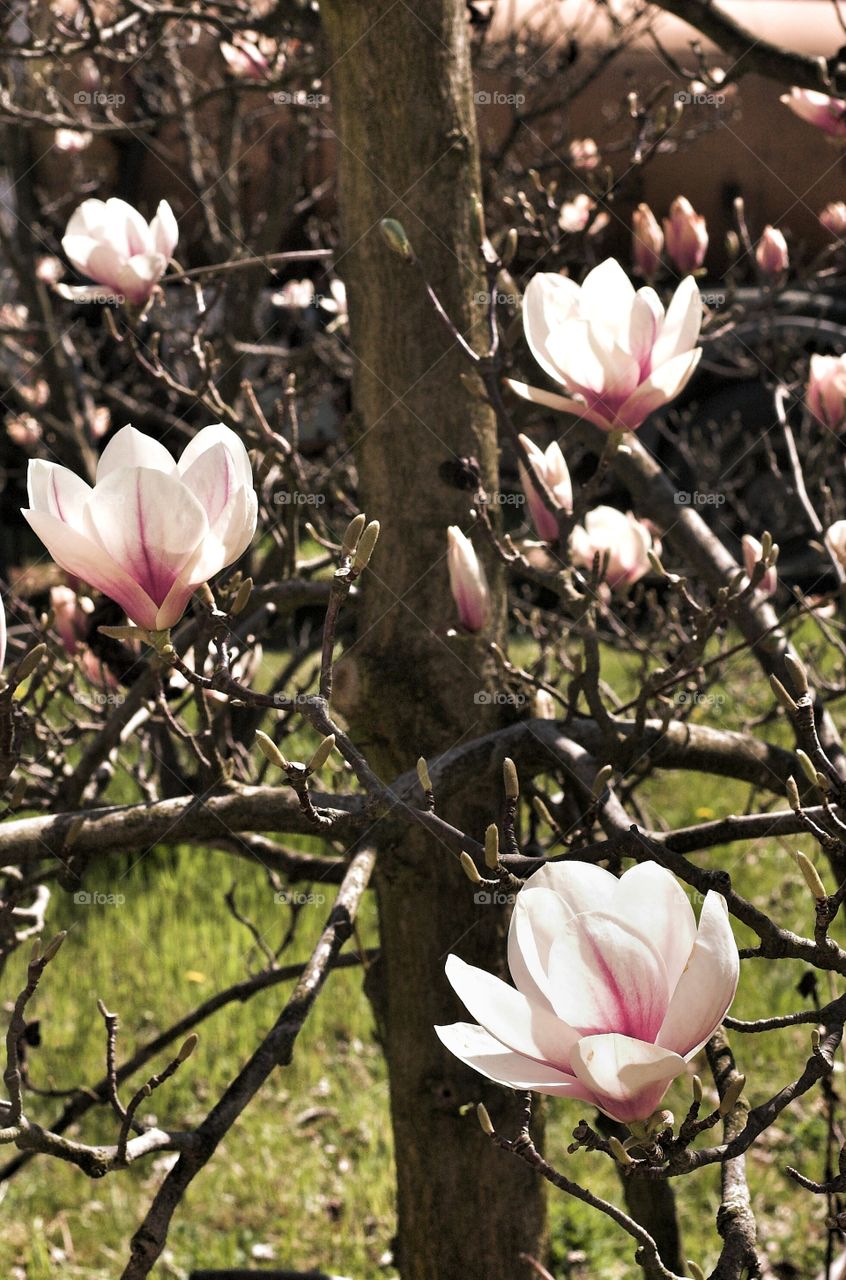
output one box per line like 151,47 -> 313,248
318,2 -> 547,1277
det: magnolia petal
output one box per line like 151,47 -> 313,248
547,911 -> 670,1041
63,239 -> 127,293
505,380 -> 615,432
178,424 -> 254,491
629,287 -> 663,369
27,460 -> 92,532
84,467 -> 208,607
610,863 -> 696,995
21,510 -> 160,629
508,886 -> 577,1008
103,198 -> 153,257
653,277 -> 702,366
522,272 -> 581,387
520,859 -> 619,916
151,200 -> 179,260
445,954 -> 579,1069
657,891 -> 739,1058
578,258 -> 635,331
435,1022 -> 596,1098
97,426 -> 179,482
617,348 -> 702,431
571,1033 -> 686,1123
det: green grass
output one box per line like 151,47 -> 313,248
1,629 -> 840,1278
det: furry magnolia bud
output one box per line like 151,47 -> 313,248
718,1074 -> 746,1116
341,513 -> 367,557
353,520 -> 380,571
460,851 -> 482,884
255,730 -> 290,771
484,823 -> 499,870
503,757 -> 519,800
307,734 -> 336,773
795,851 -> 828,902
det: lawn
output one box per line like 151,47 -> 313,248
0,630 -> 838,1279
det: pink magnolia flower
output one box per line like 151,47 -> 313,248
781,87 -> 846,139
826,520 -> 846,568
221,35 -> 272,81
820,202 -> 846,236
437,861 -> 739,1125
807,353 -> 846,431
632,203 -> 663,280
23,424 -> 257,632
507,259 -> 702,434
571,506 -> 653,590
518,434 -> 572,542
663,197 -> 708,274
756,226 -> 789,280
50,585 -> 93,656
61,198 -> 178,306
742,535 -> 777,598
447,526 -> 489,632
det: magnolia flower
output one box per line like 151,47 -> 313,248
781,87 -> 846,139
807,353 -> 846,431
50,585 -> 93,656
820,202 -> 846,237
632,203 -> 663,280
447,526 -> 489,632
558,194 -> 608,236
827,520 -> 846,568
61,198 -> 178,306
518,435 -> 572,541
54,128 -> 93,153
571,505 -> 652,590
508,259 -> 702,434
742,535 -> 777,598
436,860 -> 739,1124
663,197 -> 708,274
756,226 -> 789,279
568,137 -> 600,171
221,35 -> 273,80
23,424 -> 257,632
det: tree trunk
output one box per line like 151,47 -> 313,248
318,2 -> 547,1278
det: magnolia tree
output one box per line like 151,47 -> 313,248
4,1 -> 846,1278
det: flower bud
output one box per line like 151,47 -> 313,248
795,850 -> 828,902
808,354 -> 846,432
484,823 -> 499,870
178,1033 -> 199,1062
307,734 -> 336,773
417,756 -> 432,793
476,1102 -> 495,1135
460,851 -> 482,884
717,1073 -> 746,1116
255,730 -> 290,771
446,527 -> 489,633
663,197 -> 708,273
742,534 -> 777,597
755,225 -> 789,280
353,520 -> 380,571
632,203 -> 663,279
503,757 -> 519,799
341,513 -> 367,557
380,218 -> 414,262
518,434 -> 572,541
820,202 -> 846,237
781,87 -> 846,138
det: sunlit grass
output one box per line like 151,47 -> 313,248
1,628 -> 838,1278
